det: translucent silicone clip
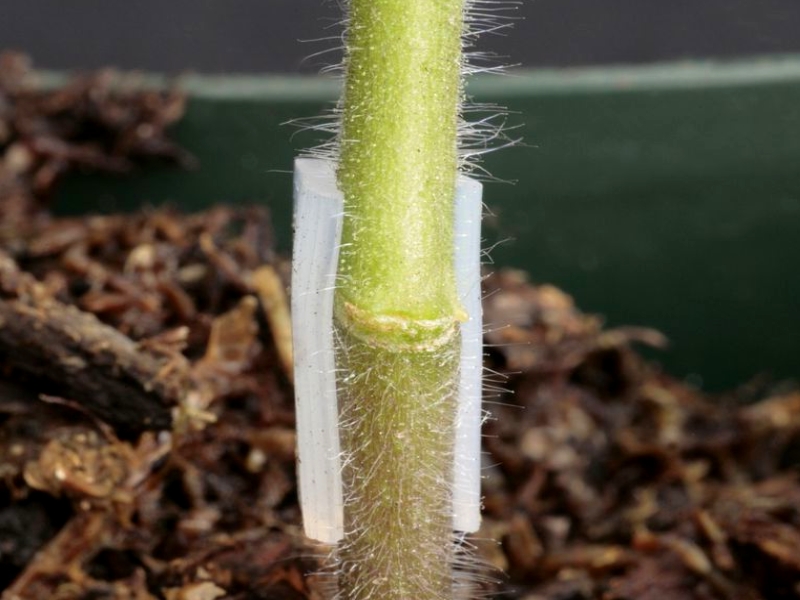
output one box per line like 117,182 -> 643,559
453,174 -> 483,534
292,158 -> 345,544
292,158 -> 483,543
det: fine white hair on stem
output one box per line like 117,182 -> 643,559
294,0 -> 522,177
293,0 -> 519,596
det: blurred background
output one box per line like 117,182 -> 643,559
3,0 -> 800,73
3,1 -> 799,392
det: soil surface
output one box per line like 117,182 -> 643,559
2,55 -> 800,600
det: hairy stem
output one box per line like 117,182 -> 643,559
337,0 -> 464,323
334,0 -> 466,598
335,324 -> 460,599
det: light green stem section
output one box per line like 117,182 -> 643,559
337,0 -> 464,328
334,0 -> 466,598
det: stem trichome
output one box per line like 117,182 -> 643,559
332,0 -> 468,598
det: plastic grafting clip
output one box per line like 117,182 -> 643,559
291,158 -> 483,543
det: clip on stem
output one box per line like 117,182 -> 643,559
291,158 -> 483,544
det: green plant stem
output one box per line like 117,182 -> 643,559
334,0 -> 466,598
335,326 -> 460,599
